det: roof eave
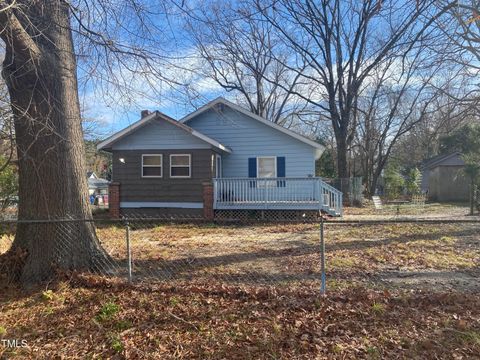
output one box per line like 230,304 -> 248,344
97,112 -> 158,151
97,110 -> 231,153
421,152 -> 463,170
181,97 -> 324,151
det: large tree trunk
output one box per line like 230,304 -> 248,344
370,168 -> 382,198
470,178 -> 475,216
335,135 -> 349,179
0,1 -> 107,284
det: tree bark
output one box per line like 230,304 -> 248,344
470,177 -> 475,216
369,165 -> 383,198
335,131 -> 349,179
0,1 -> 107,284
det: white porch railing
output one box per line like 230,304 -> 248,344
213,177 -> 343,216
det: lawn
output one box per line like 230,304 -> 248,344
93,221 -> 480,291
0,221 -> 479,358
342,201 -> 474,219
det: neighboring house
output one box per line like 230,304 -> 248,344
97,98 -> 343,217
421,152 -> 469,202
87,172 -> 109,196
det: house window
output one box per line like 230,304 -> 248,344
257,156 -> 276,187
257,156 -> 276,178
142,154 -> 162,177
170,154 -> 191,178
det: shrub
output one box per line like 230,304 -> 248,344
384,165 -> 405,199
96,301 -> 120,322
405,167 -> 422,195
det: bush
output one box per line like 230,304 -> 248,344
384,165 -> 404,199
96,301 -> 120,322
405,167 -> 422,195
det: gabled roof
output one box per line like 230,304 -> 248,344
97,111 -> 231,153
88,177 -> 109,188
421,152 -> 463,170
87,171 -> 98,179
181,97 -> 325,153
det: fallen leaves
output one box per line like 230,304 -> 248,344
0,278 -> 479,359
0,220 -> 479,358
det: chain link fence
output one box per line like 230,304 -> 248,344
1,214 -> 478,291
0,215 -> 327,290
325,177 -> 363,206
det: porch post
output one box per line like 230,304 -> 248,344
203,181 -> 214,221
108,182 -> 121,218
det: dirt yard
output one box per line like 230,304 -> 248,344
1,220 -> 479,358
92,221 -> 480,293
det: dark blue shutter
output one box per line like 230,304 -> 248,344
248,158 -> 257,188
277,156 -> 286,187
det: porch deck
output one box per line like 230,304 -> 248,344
213,178 -> 343,216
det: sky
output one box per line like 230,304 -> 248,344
75,0 -> 229,139
78,48 -> 226,139
74,0 -> 473,141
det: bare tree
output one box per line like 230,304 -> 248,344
0,81 -> 14,170
0,1 -> 111,283
353,51 -> 474,195
183,0 -> 313,126
390,89 -> 474,171
433,1 -> 480,105
255,0 -> 456,179
446,0 -> 480,65
0,0 -> 180,284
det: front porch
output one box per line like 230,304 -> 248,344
213,178 -> 343,216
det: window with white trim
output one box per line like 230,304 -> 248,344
257,156 -> 276,178
170,154 -> 191,178
142,154 -> 162,177
257,156 -> 276,187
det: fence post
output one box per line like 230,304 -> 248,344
124,217 -> 132,283
264,179 -> 268,210
320,215 -> 326,295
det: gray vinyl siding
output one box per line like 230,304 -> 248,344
111,118 -> 212,150
427,166 -> 469,202
421,153 -> 467,199
112,149 -> 214,203
120,208 -> 203,217
185,107 -> 317,178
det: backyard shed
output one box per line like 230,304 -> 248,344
421,152 -> 469,202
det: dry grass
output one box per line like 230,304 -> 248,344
94,222 -> 480,291
343,201 -> 472,217
326,223 -> 479,270
0,233 -> 13,255
1,221 -> 479,358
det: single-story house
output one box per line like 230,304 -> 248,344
87,171 -> 97,180
87,172 -> 110,196
97,97 -> 342,217
421,152 -> 469,202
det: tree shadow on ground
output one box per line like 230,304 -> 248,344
123,225 -> 478,285
325,225 -> 479,252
